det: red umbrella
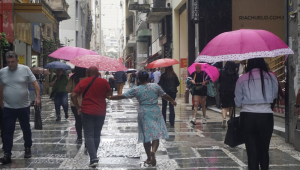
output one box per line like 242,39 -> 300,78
49,46 -> 98,61
69,55 -> 128,71
146,58 -> 179,69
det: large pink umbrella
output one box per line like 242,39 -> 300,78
69,55 -> 128,71
195,29 -> 294,63
49,46 -> 98,61
188,63 -> 219,82
146,58 -> 179,68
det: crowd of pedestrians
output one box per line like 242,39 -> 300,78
0,51 -> 286,170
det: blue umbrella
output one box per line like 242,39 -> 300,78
44,61 -> 71,70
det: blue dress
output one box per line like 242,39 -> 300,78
124,83 -> 169,143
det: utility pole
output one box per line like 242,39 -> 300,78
98,0 -> 102,55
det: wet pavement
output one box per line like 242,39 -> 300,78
1,86 -> 300,169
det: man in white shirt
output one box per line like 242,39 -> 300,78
153,69 -> 161,84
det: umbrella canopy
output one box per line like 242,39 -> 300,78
195,29 -> 294,63
146,58 -> 179,69
44,61 -> 72,70
188,63 -> 220,82
127,68 -> 137,73
49,46 -> 98,61
30,67 -> 50,75
69,55 -> 128,71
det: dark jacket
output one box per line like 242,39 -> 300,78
158,73 -> 180,93
114,71 -> 127,83
219,61 -> 238,92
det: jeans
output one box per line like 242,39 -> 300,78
162,92 -> 176,126
81,112 -> 105,161
54,92 -> 68,117
71,106 -> 82,140
240,112 -> 273,170
3,107 -> 32,155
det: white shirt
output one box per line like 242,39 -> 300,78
238,64 -> 244,76
104,75 -> 114,82
153,71 -> 161,83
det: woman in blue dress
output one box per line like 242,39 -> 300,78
109,70 -> 177,166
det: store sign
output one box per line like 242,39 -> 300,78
180,58 -> 187,68
19,55 -> 25,65
193,0 -> 199,23
1,0 -> 13,43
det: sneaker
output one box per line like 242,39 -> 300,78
56,116 -> 61,122
202,118 -> 207,124
0,153 -> 11,165
76,139 -> 82,144
222,119 -> 227,128
190,118 -> 196,125
24,148 -> 31,158
89,159 -> 99,167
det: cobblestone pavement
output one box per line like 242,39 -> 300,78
1,87 -> 300,169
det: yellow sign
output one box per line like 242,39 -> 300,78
19,55 -> 25,65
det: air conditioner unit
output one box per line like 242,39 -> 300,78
34,25 -> 40,40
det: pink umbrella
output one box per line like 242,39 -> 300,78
69,55 -> 128,71
195,29 -> 294,63
188,63 -> 219,82
146,58 -> 179,68
49,46 -> 98,61
69,73 -> 74,78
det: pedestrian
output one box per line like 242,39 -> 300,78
114,71 -> 127,95
153,68 -> 161,83
158,66 -> 180,127
71,66 -> 112,167
104,71 -> 115,93
66,66 -> 86,144
49,68 -> 69,121
109,70 -> 176,166
129,72 -> 137,88
219,61 -> 238,128
235,58 -> 278,170
188,63 -> 210,125
236,60 -> 246,76
0,51 -> 41,164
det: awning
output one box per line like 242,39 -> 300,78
141,51 -> 161,65
14,2 -> 55,23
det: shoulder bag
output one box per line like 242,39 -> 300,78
224,104 -> 244,147
82,76 -> 98,99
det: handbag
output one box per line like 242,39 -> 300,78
49,89 -> 57,99
207,80 -> 217,97
34,105 -> 43,130
224,105 -> 244,147
82,76 -> 98,99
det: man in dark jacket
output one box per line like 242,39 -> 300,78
114,71 -> 127,95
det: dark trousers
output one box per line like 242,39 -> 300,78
0,108 -> 4,147
3,107 -> 32,155
81,112 -> 105,161
71,106 -> 82,140
240,112 -> 274,170
162,92 -> 176,126
54,92 -> 68,117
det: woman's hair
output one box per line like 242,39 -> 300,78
138,70 -> 149,83
105,71 -> 109,75
72,67 -> 86,84
165,66 -> 175,78
246,58 -> 271,99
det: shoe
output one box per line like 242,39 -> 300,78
89,159 -> 99,167
202,118 -> 207,124
56,116 -> 61,121
0,153 -> 11,165
222,119 -> 227,128
190,118 -> 196,125
76,139 -> 82,144
24,148 -> 31,158
65,115 -> 69,119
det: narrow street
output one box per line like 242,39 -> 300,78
1,86 -> 300,169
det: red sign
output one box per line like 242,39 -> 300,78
180,58 -> 188,68
0,0 -> 13,43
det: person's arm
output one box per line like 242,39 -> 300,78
162,94 -> 177,106
71,92 -> 81,114
110,94 -> 126,100
32,81 -> 41,106
49,76 -> 57,87
234,79 -> 243,107
0,85 -> 3,109
295,87 -> 300,115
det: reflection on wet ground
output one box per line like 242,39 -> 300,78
0,87 -> 300,169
